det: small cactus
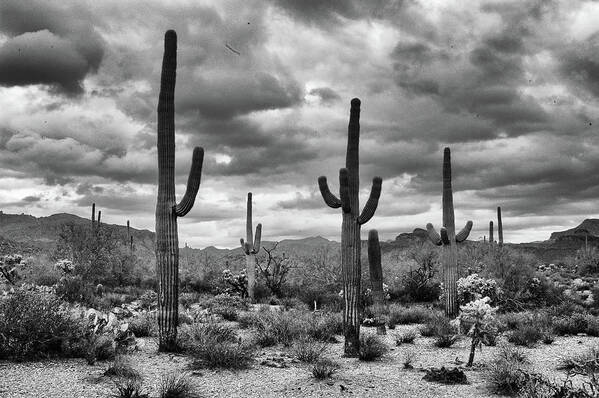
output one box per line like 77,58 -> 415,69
240,192 -> 261,301
368,230 -> 386,335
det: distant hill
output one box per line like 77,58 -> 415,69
1,211 -> 597,267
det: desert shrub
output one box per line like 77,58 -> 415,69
553,313 -> 591,336
177,313 -> 194,326
158,372 -> 197,398
292,336 -> 328,363
312,358 -> 339,379
507,325 -> 543,347
358,334 -> 388,361
88,334 -> 116,364
189,339 -> 255,369
178,322 -> 237,349
104,355 -> 141,379
138,290 -> 158,310
434,334 -> 458,348
305,312 -> 343,341
419,312 -> 456,337
112,376 -> 148,398
212,306 -> 238,321
179,292 -> 200,309
55,275 -> 96,305
423,367 -> 467,384
280,297 -> 307,311
128,314 -> 156,338
204,293 -> 249,311
487,344 -> 529,395
395,331 -> 417,345
403,349 -> 418,369
558,346 -> 599,374
0,289 -> 83,359
388,305 -> 432,327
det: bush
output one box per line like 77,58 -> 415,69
177,313 -> 194,326
87,334 -> 116,364
189,339 -> 255,369
0,289 -> 83,359
558,346 -> 599,374
292,336 -> 328,363
423,367 -> 467,384
395,331 -> 417,345
158,372 -> 197,398
112,376 -> 148,398
128,314 -> 156,338
312,358 -> 339,379
487,344 -> 529,395
305,312 -> 343,341
55,275 -> 95,305
358,334 -> 388,361
402,349 -> 418,369
388,305 -> 432,327
434,334 -> 458,348
178,322 -> 237,348
553,313 -> 590,336
419,312 -> 456,337
507,325 -> 543,347
104,355 -> 141,379
212,306 -> 238,321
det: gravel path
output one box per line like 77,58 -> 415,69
1,325 -> 597,398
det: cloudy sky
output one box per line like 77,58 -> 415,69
0,0 -> 598,247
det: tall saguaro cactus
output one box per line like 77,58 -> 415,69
240,192 -> 262,301
489,221 -> 494,244
155,30 -> 204,351
425,147 -> 472,317
368,229 -> 386,335
497,206 -> 503,247
318,98 -> 382,357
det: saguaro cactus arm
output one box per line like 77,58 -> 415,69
358,176 -> 382,225
455,220 -> 473,243
174,147 -> 204,217
253,223 -> 262,254
318,176 -> 342,209
426,223 -> 442,246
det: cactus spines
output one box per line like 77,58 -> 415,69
318,98 -> 382,357
497,206 -> 503,247
240,192 -> 262,301
425,147 -> 472,317
367,229 -> 386,335
155,30 -> 204,351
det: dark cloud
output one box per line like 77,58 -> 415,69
22,195 -> 41,203
0,0 -> 104,95
308,87 -> 341,105
558,34 -> 599,98
176,72 -> 302,119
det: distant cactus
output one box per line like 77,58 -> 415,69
489,221 -> 494,244
318,98 -> 382,357
368,230 -> 386,335
240,192 -> 262,301
155,30 -> 204,351
425,147 -> 472,317
126,220 -> 134,253
497,207 -> 503,247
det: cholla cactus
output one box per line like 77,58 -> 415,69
55,259 -> 75,274
0,254 -> 25,285
459,297 -> 498,366
456,274 -> 502,306
222,269 -> 248,298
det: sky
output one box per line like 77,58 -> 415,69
0,0 -> 599,248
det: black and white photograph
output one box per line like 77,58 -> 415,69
0,0 -> 599,397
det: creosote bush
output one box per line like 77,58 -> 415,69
128,314 -> 157,338
387,305 -> 432,327
358,334 -> 388,361
507,324 -> 543,347
104,355 -> 141,379
487,344 -> 529,395
112,376 -> 148,398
